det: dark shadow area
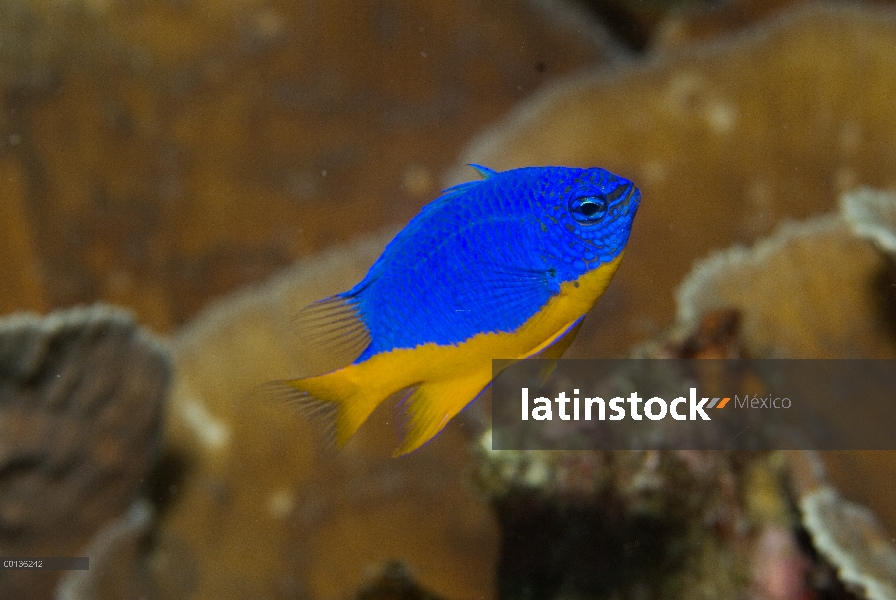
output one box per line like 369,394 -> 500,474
494,491 -> 692,600
145,450 -> 191,517
871,256 -> 896,348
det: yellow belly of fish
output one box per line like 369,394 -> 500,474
291,253 -> 624,455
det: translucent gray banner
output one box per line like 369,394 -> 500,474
491,359 -> 896,450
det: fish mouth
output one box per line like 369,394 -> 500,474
620,183 -> 641,216
608,183 -> 640,217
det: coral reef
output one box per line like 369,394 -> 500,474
672,189 -> 896,597
801,486 -> 896,600
476,433 -> 805,598
474,186 -> 896,598
0,0 -> 618,328
676,213 -> 896,359
0,306 -> 170,599
842,188 -> 896,258
55,500 -> 158,600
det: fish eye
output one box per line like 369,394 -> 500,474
569,195 -> 608,224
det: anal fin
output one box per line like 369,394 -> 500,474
394,374 -> 487,456
535,316 -> 585,381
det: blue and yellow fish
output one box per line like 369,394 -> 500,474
277,165 -> 640,455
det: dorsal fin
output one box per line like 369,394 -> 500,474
469,164 -> 498,179
291,294 -> 371,370
434,164 -> 498,201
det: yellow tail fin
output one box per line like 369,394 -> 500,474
281,369 -> 380,448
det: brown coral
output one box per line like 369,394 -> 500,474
0,306 -> 169,599
0,0 -> 618,330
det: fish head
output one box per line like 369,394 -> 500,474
536,166 -> 641,276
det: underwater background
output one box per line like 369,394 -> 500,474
2,0 -> 896,598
